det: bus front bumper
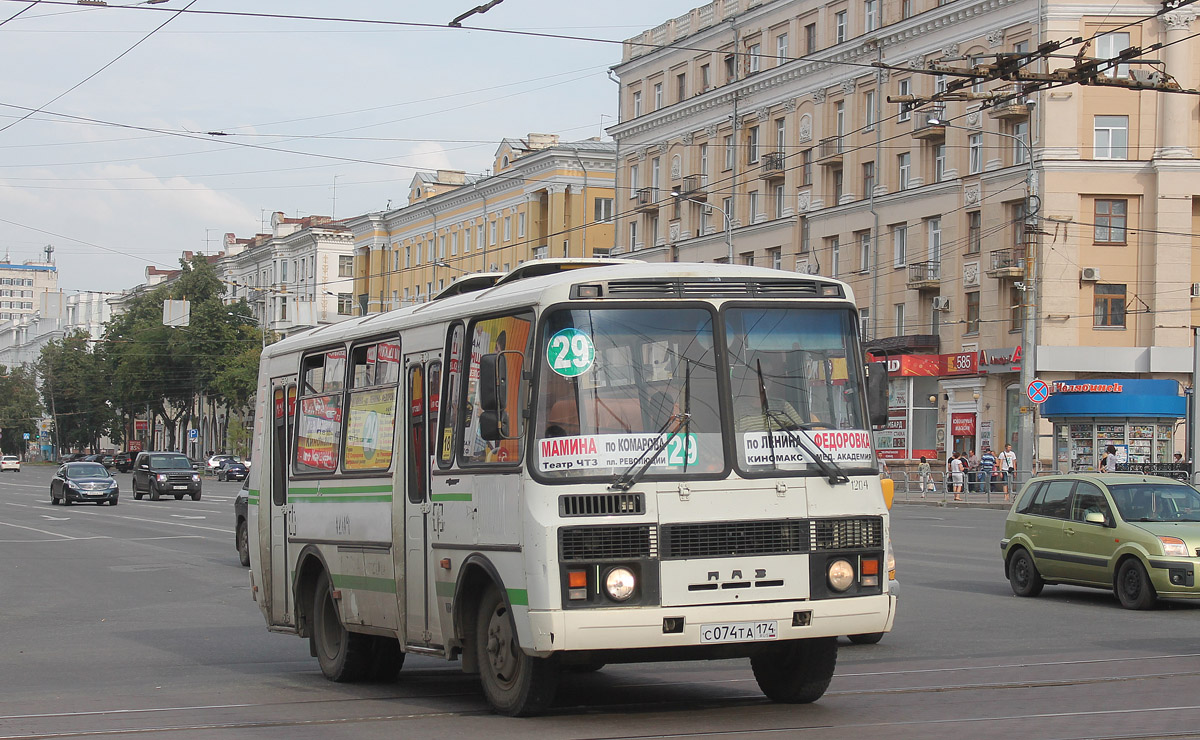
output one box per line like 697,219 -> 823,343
526,593 -> 896,653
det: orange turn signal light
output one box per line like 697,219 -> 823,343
861,558 -> 879,576
568,570 -> 587,588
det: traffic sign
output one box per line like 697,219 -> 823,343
188,428 -> 199,441
1027,379 -> 1050,404
22,433 -> 29,440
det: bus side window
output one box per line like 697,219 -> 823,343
437,323 -> 464,469
460,313 -> 532,466
407,365 -> 427,504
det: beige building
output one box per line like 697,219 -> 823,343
349,135 -> 615,313
610,0 -> 1200,470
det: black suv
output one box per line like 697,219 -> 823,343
132,451 -> 202,501
113,452 -> 134,473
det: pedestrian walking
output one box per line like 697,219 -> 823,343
999,443 -> 1017,501
949,452 -> 965,501
917,456 -> 932,498
1100,444 -> 1119,473
979,447 -> 997,496
966,448 -> 980,493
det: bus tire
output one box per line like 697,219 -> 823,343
751,637 -> 837,704
369,636 -> 405,682
311,571 -> 372,682
236,521 -> 250,567
475,585 -> 558,716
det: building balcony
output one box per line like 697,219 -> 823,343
911,107 -> 946,140
987,247 -> 1026,279
818,137 -> 843,166
634,187 -> 660,213
906,260 -> 941,290
760,150 -> 786,180
681,174 -> 707,200
987,85 -> 1030,120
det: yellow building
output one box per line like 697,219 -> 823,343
348,135 -> 616,313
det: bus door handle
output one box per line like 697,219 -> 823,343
433,502 -> 445,533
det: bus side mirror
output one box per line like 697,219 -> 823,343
866,361 -> 889,428
479,353 -> 501,413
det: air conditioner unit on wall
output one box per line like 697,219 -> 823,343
932,296 -> 950,311
1081,267 -> 1101,282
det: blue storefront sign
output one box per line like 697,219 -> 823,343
1041,379 -> 1185,419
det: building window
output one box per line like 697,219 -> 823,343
865,0 -> 878,31
894,302 -> 905,335
1094,199 -> 1128,244
518,212 -> 526,237
927,217 -> 942,262
723,196 -> 734,227
902,0 -> 913,18
862,160 -> 875,199
1096,32 -> 1131,78
632,90 -> 642,117
438,234 -> 446,259
860,306 -> 871,338
649,214 -> 659,245
1094,116 -> 1129,159
1094,284 -> 1127,327
405,245 -> 412,268
967,211 -> 981,254
337,255 -> 353,277
965,291 -> 980,333
898,152 -> 911,190
747,126 -> 760,163
800,216 -> 810,253
748,191 -> 759,223
337,293 -> 352,315
859,230 -> 871,270
748,43 -> 762,73
595,198 -> 614,223
629,220 -> 638,250
892,223 -> 908,266
805,23 -> 817,53
676,72 -> 686,102
775,117 -> 786,151
802,148 -> 813,185
651,156 -> 661,191
463,227 -> 472,253
835,100 -> 845,137
835,11 -> 847,43
1011,201 -> 1027,248
1011,120 -> 1030,165
700,64 -> 710,91
489,221 -> 497,246
503,216 -> 512,242
897,79 -> 911,121
777,33 -> 789,62
533,245 -> 547,260
653,82 -> 663,110
451,231 -> 458,256
864,90 -> 876,129
724,135 -> 734,170
934,144 -> 947,182
741,252 -> 755,266
698,203 -> 710,234
773,184 -> 785,219
770,248 -> 782,270
830,236 -> 841,276
1010,284 -> 1023,332
969,133 -> 983,174
832,169 -> 844,203
724,53 -> 736,82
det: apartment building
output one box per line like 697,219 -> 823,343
610,0 -> 1200,469
348,135 -> 615,313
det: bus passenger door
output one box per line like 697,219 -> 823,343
403,358 -> 437,646
268,381 -> 294,626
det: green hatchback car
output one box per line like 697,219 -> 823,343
1001,474 -> 1200,609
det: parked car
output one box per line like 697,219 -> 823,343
50,462 -> 119,506
234,488 -> 249,566
217,459 -> 248,482
60,453 -> 86,463
112,452 -> 133,473
1,455 -> 20,472
207,454 -> 236,473
1002,473 -> 1200,609
131,451 -> 202,501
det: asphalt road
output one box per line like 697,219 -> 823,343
2,464 -> 1200,740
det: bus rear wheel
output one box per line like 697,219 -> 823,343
475,585 -> 558,716
751,637 -> 837,704
311,571 -> 372,682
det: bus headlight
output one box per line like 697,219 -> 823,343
604,567 -> 636,601
827,559 -> 855,592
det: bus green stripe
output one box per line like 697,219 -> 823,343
332,574 -> 397,594
247,497 -> 259,506
288,484 -> 393,496
288,495 -> 392,504
507,588 -> 528,606
430,493 -> 473,502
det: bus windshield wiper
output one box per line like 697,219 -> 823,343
609,412 -> 691,492
754,359 -> 848,485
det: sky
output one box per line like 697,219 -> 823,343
0,0 -> 701,294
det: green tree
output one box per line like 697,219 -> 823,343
38,331 -> 115,453
0,364 -> 41,456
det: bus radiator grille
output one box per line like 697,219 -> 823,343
559,493 -> 645,517
559,524 -> 656,561
810,517 -> 883,550
660,519 -> 807,560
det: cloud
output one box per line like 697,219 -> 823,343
404,142 -> 453,172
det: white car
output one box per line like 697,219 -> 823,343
1,456 -> 20,472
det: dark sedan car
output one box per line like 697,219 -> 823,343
217,459 -> 248,482
113,452 -> 133,473
50,462 -> 119,506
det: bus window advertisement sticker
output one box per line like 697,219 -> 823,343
546,328 -> 595,378
742,430 -> 873,466
538,433 -> 698,471
344,387 -> 396,470
297,395 -> 342,470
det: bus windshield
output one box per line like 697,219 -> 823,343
533,307 -> 722,479
725,306 -> 872,474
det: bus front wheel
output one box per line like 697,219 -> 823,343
311,571 -> 372,682
475,585 -> 558,716
751,637 -> 837,704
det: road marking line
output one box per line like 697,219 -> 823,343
0,519 -> 77,538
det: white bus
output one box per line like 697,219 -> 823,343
246,259 -> 897,716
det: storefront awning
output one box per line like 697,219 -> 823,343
1040,378 -> 1185,418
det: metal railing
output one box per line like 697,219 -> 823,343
989,247 -> 1025,272
819,136 -> 843,159
906,260 -> 941,284
888,468 -> 1038,506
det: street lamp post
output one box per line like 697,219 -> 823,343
927,116 -> 1038,475
670,188 -> 733,264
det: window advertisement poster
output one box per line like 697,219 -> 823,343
462,315 -> 532,463
343,387 -> 397,471
296,395 -> 342,471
